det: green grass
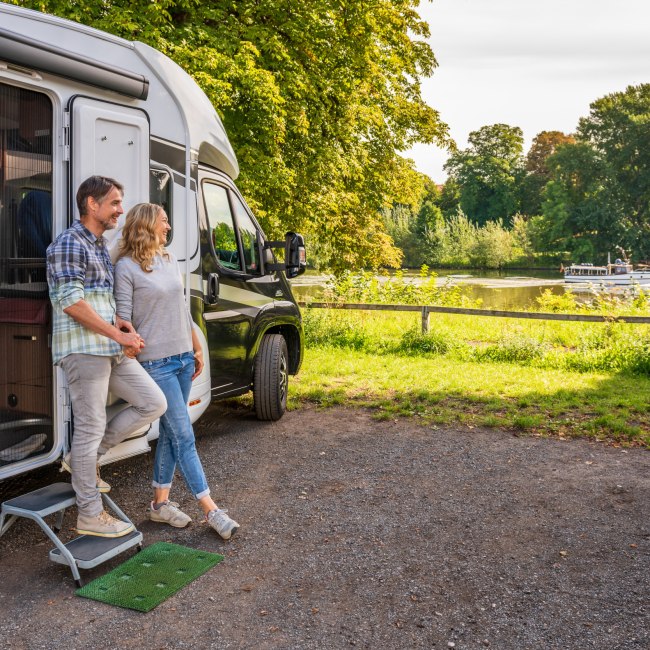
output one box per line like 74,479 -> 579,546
287,346 -> 650,448
288,300 -> 650,447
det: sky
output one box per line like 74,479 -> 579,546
408,0 -> 650,182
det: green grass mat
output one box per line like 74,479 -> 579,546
76,541 -> 224,612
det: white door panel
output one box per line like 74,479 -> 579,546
71,97 -> 149,255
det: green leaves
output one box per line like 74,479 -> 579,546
11,0 -> 450,271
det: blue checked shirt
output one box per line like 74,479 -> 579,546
47,220 -> 122,364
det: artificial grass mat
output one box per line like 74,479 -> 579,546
76,541 -> 224,612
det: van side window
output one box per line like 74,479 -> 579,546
150,168 -> 172,235
230,194 -> 260,274
203,182 -> 240,271
0,83 -> 53,288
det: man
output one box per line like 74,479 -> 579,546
47,176 -> 167,538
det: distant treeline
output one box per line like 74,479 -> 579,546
385,83 -> 650,269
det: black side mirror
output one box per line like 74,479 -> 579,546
260,231 -> 307,278
284,231 -> 306,279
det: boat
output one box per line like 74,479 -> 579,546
563,259 -> 650,285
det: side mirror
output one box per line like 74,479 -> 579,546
284,231 -> 306,279
260,231 -> 307,278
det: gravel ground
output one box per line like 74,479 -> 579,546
0,403 -> 648,649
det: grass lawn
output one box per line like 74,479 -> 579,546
288,346 -> 650,448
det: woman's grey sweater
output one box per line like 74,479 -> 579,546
114,253 -> 193,362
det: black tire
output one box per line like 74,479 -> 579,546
254,334 -> 288,421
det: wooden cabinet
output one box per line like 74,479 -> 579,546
0,323 -> 52,417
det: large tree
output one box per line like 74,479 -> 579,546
11,0 -> 450,270
444,123 -> 524,225
542,84 -> 650,261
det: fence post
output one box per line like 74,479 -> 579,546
421,306 -> 430,334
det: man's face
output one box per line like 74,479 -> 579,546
91,186 -> 123,231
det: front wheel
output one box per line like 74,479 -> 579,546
253,334 -> 288,421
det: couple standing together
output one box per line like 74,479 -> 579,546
46,175 -> 238,540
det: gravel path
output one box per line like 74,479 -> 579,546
0,404 -> 648,649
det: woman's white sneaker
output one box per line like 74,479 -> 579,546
148,501 -> 192,528
206,509 -> 239,540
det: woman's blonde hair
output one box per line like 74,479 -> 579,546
118,202 -> 169,272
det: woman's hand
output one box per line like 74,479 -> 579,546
192,347 -> 204,380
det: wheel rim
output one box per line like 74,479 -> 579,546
279,352 -> 288,404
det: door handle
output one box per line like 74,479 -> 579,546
207,273 -> 219,305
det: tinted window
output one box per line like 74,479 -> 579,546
150,168 -> 172,232
203,182 -> 240,271
230,193 -> 260,274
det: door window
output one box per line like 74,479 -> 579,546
203,183 -> 240,271
203,181 -> 262,274
231,194 -> 261,273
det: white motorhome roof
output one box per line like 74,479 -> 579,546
0,2 -> 239,179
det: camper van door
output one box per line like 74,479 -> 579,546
70,96 -> 155,464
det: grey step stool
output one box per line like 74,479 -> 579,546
0,482 -> 142,587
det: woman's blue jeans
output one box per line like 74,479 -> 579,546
141,352 -> 210,500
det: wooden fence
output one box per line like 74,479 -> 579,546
299,302 -> 650,334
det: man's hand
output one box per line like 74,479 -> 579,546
116,329 -> 144,350
116,316 -> 136,334
115,318 -> 145,354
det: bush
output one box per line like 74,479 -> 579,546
395,327 -> 456,356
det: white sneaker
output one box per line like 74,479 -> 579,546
206,509 -> 239,540
148,501 -> 192,528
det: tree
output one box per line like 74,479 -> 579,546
11,0 -> 452,271
577,84 -> 650,259
541,84 -> 650,261
444,124 -> 524,225
519,131 -> 575,216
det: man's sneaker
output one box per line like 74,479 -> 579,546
76,510 -> 135,538
60,454 -> 111,493
206,508 -> 239,540
148,501 -> 192,528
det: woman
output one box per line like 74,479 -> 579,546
114,203 -> 239,540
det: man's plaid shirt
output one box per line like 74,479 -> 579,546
47,220 -> 121,364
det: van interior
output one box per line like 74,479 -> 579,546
0,82 -> 54,467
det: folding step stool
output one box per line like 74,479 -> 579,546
0,482 -> 142,587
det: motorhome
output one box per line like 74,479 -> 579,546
0,3 -> 306,484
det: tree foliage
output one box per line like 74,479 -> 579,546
541,84 -> 650,261
444,124 -> 524,225
12,0 -> 451,271
519,130 -> 575,216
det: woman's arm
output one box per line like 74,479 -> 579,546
191,327 -> 204,380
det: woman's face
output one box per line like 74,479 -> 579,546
154,209 -> 171,246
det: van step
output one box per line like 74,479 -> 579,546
49,530 -> 142,568
0,481 -> 141,587
1,482 -> 76,516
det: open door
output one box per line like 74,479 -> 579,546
70,97 -> 153,464
0,82 -> 56,480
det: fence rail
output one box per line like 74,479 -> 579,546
299,302 -> 650,333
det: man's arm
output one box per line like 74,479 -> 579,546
64,300 -> 142,349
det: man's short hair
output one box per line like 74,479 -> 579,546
76,176 -> 124,216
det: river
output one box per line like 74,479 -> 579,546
290,269 -> 583,310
